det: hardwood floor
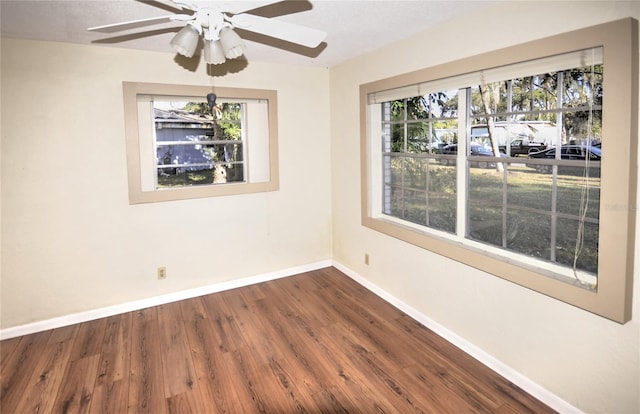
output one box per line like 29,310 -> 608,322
1,267 -> 556,413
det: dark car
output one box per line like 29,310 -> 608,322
439,142 -> 501,168
527,145 -> 602,174
499,139 -> 547,156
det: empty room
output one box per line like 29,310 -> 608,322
1,1 -> 639,413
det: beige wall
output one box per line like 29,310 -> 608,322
1,39 -> 332,327
330,2 -> 639,414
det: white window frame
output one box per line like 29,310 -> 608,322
360,18 -> 638,323
123,82 -> 279,203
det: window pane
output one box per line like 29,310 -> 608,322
507,166 -> 552,212
384,185 -> 402,216
428,163 -> 456,233
469,169 -> 503,205
156,143 -> 214,166
404,189 -> 427,225
390,100 -> 407,122
406,158 -> 427,189
468,205 -> 503,246
563,110 -> 602,144
403,97 -> 429,120
428,194 -> 456,233
562,65 -> 603,108
390,123 -> 405,152
429,163 -> 456,194
385,155 -> 403,186
427,90 -> 459,118
505,210 -> 552,261
555,172 -> 600,218
469,82 -> 508,117
406,123 -> 429,153
555,218 -> 599,274
512,74 -> 559,112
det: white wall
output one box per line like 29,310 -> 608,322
0,39 -> 332,328
330,2 -> 639,414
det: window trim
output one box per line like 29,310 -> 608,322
123,82 -> 279,203
360,18 -> 638,323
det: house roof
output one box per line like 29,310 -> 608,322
154,108 -> 214,129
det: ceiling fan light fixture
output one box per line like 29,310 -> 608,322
204,39 -> 226,65
219,27 -> 246,59
170,23 -> 200,58
88,3 -> 328,66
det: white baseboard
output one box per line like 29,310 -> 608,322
332,260 -> 583,414
0,260 -> 332,341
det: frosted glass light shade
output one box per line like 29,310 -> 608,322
219,28 -> 246,59
204,39 -> 226,65
170,24 -> 200,58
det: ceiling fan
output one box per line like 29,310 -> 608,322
88,0 -> 327,65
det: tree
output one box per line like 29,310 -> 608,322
478,82 -> 505,173
184,101 -> 244,182
389,93 -> 457,153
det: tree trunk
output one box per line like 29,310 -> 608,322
479,83 -> 504,173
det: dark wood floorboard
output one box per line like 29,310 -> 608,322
0,267 -> 556,413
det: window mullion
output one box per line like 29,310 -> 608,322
502,80 -> 513,248
550,71 -> 565,263
457,89 -> 469,238
151,102 -> 161,190
240,103 -> 249,185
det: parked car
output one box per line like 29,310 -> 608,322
499,139 -> 547,156
439,142 -> 502,168
527,145 -> 602,175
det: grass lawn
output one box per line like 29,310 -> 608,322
386,159 -> 600,276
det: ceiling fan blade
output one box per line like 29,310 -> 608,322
168,1 -> 198,12
229,13 -> 326,48
88,14 -> 190,33
224,0 -> 283,15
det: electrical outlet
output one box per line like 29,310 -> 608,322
364,254 -> 370,265
157,267 -> 167,280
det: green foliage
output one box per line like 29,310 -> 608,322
469,65 -> 603,140
184,102 -> 210,115
389,92 -> 458,153
179,101 -> 244,166
390,64 -> 604,154
183,102 -> 243,141
218,103 -> 242,141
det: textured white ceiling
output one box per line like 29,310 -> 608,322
0,0 -> 494,68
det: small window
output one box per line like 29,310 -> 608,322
361,18 -> 637,323
123,82 -> 279,203
152,99 -> 246,189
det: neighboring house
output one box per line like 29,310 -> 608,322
154,108 -> 215,173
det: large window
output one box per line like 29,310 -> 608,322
361,19 -> 637,323
124,83 -> 279,203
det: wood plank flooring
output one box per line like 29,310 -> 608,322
0,267 -> 556,413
